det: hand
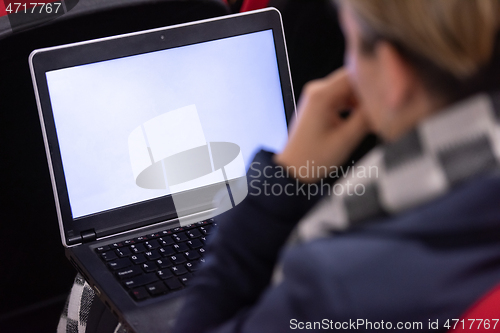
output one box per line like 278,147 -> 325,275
275,68 -> 370,183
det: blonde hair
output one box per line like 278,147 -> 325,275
339,0 -> 500,98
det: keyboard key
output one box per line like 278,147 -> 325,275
116,247 -> 132,257
144,240 -> 160,250
159,236 -> 174,247
123,273 -> 159,289
184,251 -> 200,261
95,245 -> 110,253
196,220 -> 209,227
146,281 -> 168,296
160,230 -> 173,237
156,259 -> 172,269
130,243 -> 146,254
116,267 -> 142,280
170,254 -> 187,265
144,250 -> 161,261
111,242 -> 125,249
199,226 -> 213,235
130,287 -> 149,301
172,227 -> 185,233
200,236 -> 208,243
130,254 -> 147,265
185,262 -> 197,272
179,274 -> 192,286
187,229 -> 202,238
165,277 -> 182,290
135,236 -> 149,242
141,262 -> 158,273
108,258 -> 132,271
187,239 -> 203,249
173,232 -> 188,242
148,232 -> 161,239
170,265 -> 188,276
198,248 -> 206,256
123,239 -> 136,246
101,251 -> 117,261
157,269 -> 174,280
173,243 -> 189,253
159,246 -> 176,257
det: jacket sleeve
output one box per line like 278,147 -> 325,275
203,242 -> 350,333
173,150 -> 323,332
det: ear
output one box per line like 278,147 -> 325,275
375,42 -> 416,111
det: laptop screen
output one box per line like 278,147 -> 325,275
45,29 -> 289,219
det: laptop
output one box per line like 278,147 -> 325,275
29,8 -> 295,333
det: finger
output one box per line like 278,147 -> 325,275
320,68 -> 358,109
299,68 -> 356,112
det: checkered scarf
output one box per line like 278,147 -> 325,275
57,274 -> 126,333
295,91 -> 500,242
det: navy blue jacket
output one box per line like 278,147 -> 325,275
174,151 -> 500,333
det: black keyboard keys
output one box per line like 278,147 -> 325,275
116,267 -> 142,280
108,258 -> 131,271
159,246 -> 176,257
130,243 -> 146,254
187,239 -> 203,249
187,229 -> 202,239
157,269 -> 174,280
165,277 -> 182,290
173,232 -> 188,242
199,225 -> 213,235
96,245 -> 110,253
141,262 -> 158,273
186,262 -> 197,272
123,273 -> 159,289
173,243 -> 189,253
145,281 -> 168,296
144,240 -> 160,250
159,236 -> 175,247
130,287 -> 149,301
116,247 -> 132,257
99,219 -> 216,301
144,250 -> 161,261
130,254 -> 147,265
184,251 -> 200,261
179,274 -> 192,286
170,254 -> 187,265
171,265 -> 188,276
156,259 -> 172,269
101,251 -> 117,261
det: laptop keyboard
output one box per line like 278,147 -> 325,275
95,219 -> 216,301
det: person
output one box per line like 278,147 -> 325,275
173,1 -> 500,332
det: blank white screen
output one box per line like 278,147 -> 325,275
46,30 -> 289,218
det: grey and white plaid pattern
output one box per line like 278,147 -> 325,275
57,274 -> 95,333
58,274 -> 127,333
296,92 -> 500,242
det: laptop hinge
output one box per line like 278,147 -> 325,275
81,229 -> 97,243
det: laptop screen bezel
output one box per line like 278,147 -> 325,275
30,8 -> 295,246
